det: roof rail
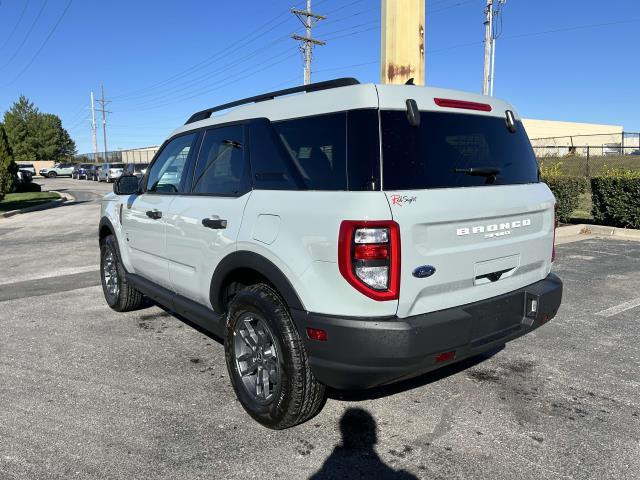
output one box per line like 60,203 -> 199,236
184,77 -> 360,124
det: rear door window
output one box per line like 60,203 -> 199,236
381,111 -> 539,190
191,125 -> 249,196
250,110 -> 380,191
272,113 -> 347,190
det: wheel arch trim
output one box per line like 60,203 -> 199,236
210,251 -> 305,313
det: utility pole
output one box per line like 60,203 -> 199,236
380,0 -> 425,85
482,0 -> 493,95
483,0 -> 507,96
94,85 -> 111,161
291,0 -> 326,85
90,91 -> 99,162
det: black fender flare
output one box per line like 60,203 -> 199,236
210,251 -> 305,313
98,216 -> 116,240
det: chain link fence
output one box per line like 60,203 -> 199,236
74,146 -> 159,165
533,146 -> 640,178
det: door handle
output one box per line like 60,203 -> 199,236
202,217 -> 227,229
146,209 -> 162,220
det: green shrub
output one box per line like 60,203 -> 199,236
591,169 -> 640,228
542,176 -> 587,223
0,124 -> 18,201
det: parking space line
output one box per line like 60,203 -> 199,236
0,271 -> 100,302
596,297 -> 640,318
0,265 -> 99,286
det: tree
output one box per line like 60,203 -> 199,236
2,95 -> 77,163
0,124 -> 18,201
2,95 -> 38,163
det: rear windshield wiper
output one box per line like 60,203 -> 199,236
454,167 -> 501,177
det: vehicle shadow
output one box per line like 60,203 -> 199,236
309,408 -> 417,479
327,347 -> 504,402
153,302 -> 224,346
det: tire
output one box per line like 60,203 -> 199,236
100,234 -> 146,312
225,283 -> 325,429
48,172 -> 57,178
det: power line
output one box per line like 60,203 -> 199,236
111,8 -> 301,101
323,0 -> 367,16
428,17 -> 640,56
431,0 -> 480,14
118,52 -> 299,113
323,24 -> 379,42
118,46 -> 298,109
1,0 -> 73,87
320,19 -> 380,38
0,0 -> 31,51
120,49 -> 299,112
113,34 -> 293,104
0,0 -> 49,71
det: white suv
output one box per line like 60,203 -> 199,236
97,162 -> 126,182
99,78 -> 562,429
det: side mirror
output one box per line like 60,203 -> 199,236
114,175 -> 140,195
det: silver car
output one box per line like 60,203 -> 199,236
98,163 -> 126,183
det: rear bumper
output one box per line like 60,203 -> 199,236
292,273 -> 562,390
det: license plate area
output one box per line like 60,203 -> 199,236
469,292 -> 525,345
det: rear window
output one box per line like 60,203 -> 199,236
381,111 -> 539,190
110,163 -> 125,169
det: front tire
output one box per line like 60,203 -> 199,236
48,172 -> 57,178
225,284 -> 325,429
100,234 -> 146,312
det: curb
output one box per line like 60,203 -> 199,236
556,223 -> 640,241
0,190 -> 73,219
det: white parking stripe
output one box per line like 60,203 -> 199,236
0,265 -> 99,286
596,297 -> 640,317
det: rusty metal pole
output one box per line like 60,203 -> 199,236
381,0 -> 425,85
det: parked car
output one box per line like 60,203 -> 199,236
84,164 -> 98,181
603,143 -> 622,156
72,163 -> 95,179
17,163 -> 36,176
97,162 -> 126,183
125,162 -> 149,179
16,170 -> 33,185
40,162 -> 75,178
99,78 -> 562,429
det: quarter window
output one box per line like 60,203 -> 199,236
146,133 -> 197,193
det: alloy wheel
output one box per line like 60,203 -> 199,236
233,315 -> 281,405
103,249 -> 119,298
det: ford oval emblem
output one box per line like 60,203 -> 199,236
412,265 -> 436,278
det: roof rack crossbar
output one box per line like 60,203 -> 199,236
185,77 -> 360,124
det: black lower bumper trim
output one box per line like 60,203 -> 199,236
291,273 -> 562,390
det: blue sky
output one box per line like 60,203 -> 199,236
0,0 -> 638,153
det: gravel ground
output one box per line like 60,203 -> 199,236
0,179 -> 638,480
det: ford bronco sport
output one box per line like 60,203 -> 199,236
99,78 -> 562,429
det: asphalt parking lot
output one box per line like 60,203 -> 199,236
1,178 -> 639,480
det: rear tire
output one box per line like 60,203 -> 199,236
225,284 -> 325,429
100,234 -> 146,312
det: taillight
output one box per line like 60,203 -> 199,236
338,220 -> 400,301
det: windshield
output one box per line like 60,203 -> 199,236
381,111 -> 539,190
110,163 -> 125,169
